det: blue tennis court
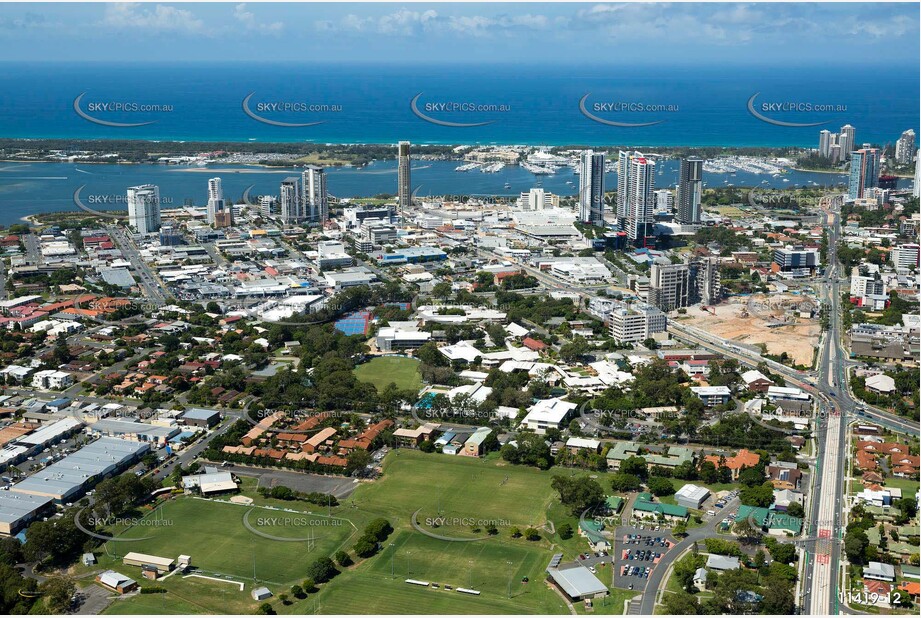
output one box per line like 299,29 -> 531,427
335,310 -> 371,335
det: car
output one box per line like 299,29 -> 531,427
589,567 -> 596,574
654,525 -> 660,531
628,584 -> 634,590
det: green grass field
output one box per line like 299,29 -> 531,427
353,356 -> 422,393
295,451 -> 582,614
103,450 -> 629,615
101,575 -> 259,615
109,498 -> 358,585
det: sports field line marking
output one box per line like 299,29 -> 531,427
183,574 -> 245,591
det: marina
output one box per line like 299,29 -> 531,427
0,156 -> 871,225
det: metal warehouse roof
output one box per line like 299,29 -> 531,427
11,437 -> 148,500
17,417 -> 82,446
0,492 -> 53,525
182,408 -> 220,420
548,565 -> 608,598
675,484 -> 710,501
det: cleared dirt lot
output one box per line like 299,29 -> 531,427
679,293 -> 820,366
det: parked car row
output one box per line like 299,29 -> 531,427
621,565 -> 650,579
626,534 -> 667,547
626,549 -> 660,562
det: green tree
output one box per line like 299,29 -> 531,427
305,557 -> 338,584
647,476 -> 675,497
620,456 -> 648,479
611,473 -> 642,492
40,576 -> 76,615
364,518 -> 393,541
844,529 -> 869,565
558,523 -> 574,540
550,475 -> 605,516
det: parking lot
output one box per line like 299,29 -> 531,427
572,549 -> 616,582
225,464 -> 360,499
613,529 -> 676,590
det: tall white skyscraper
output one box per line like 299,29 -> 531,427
818,130 -> 833,158
398,141 -> 412,217
616,150 -> 631,221
302,166 -> 328,225
913,149 -> 921,199
279,177 -> 301,223
839,124 -> 856,161
895,129 -> 916,165
676,157 -> 703,224
621,153 -> 656,243
127,184 -> 161,235
578,150 -> 605,225
206,177 -> 226,225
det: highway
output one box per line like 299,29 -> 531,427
804,204 -> 846,616
666,200 -> 916,614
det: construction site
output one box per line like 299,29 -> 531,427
680,293 -> 821,366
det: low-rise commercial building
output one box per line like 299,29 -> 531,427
11,437 -> 149,503
0,492 -> 54,536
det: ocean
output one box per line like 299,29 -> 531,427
0,62 -> 916,224
0,62 -> 917,147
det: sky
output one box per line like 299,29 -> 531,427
0,2 -> 917,65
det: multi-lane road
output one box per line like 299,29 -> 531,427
106,225 -> 167,304
804,205 -> 847,616
667,202 -> 915,615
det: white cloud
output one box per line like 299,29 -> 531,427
234,3 -> 284,35
101,3 -> 204,34
318,8 -> 553,38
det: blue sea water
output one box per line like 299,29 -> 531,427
0,62 -> 917,147
0,62 -> 916,224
